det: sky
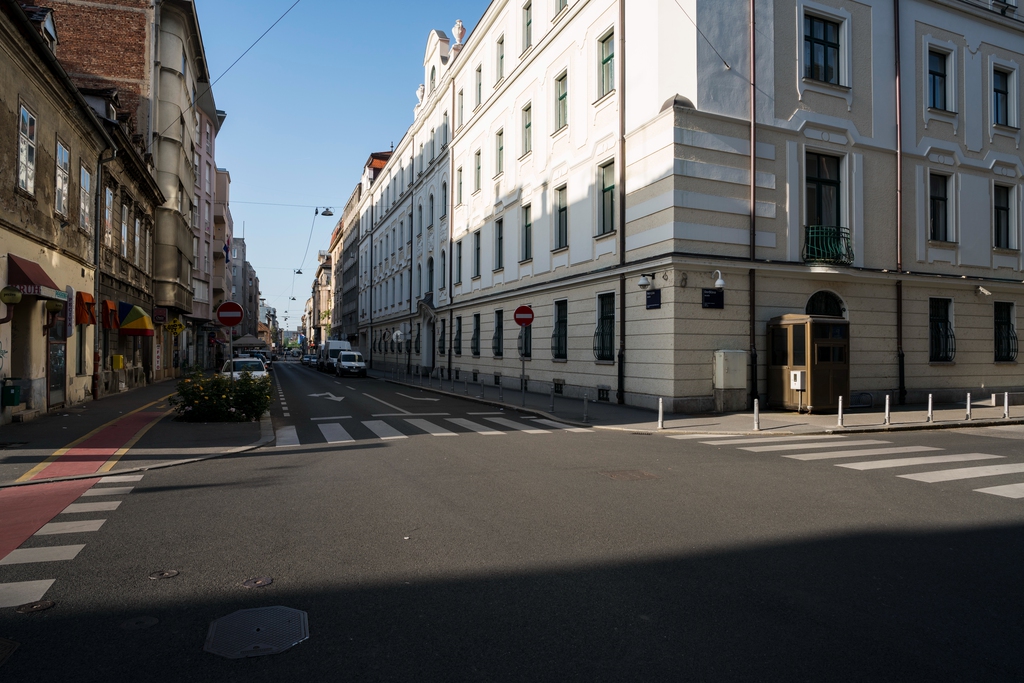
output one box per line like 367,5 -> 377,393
195,0 -> 485,333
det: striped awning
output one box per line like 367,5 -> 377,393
119,305 -> 155,336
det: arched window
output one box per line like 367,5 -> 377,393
430,66 -> 436,92
429,195 -> 434,226
430,130 -> 435,159
416,264 -> 422,297
440,251 -> 446,288
442,112 -> 449,147
427,257 -> 434,293
441,183 -> 447,216
417,205 -> 423,235
806,291 -> 846,317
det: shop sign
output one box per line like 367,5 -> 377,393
153,307 -> 168,324
65,286 -> 75,337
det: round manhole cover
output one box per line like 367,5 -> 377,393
204,606 -> 309,659
242,576 -> 273,589
121,616 -> 159,630
16,600 -> 55,614
149,570 -> 179,580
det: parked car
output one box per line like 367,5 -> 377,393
302,354 -> 315,366
219,358 -> 267,379
254,351 -> 271,369
335,351 -> 367,377
317,340 -> 352,372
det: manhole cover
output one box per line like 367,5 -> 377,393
149,570 -> 179,580
242,576 -> 273,589
600,470 -> 656,481
16,600 -> 55,614
121,616 -> 159,630
631,432 -> 653,436
0,637 -> 19,667
205,606 -> 309,659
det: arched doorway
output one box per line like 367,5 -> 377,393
805,290 -> 846,317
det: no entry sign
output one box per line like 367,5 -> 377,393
513,305 -> 534,327
216,301 -> 244,327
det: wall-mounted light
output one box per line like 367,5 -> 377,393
712,270 -> 726,290
1,287 -> 23,306
638,273 -> 656,290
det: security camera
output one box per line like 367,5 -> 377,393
977,286 -> 992,296
637,274 -> 653,290
713,269 -> 725,290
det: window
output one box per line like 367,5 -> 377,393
523,2 -> 532,51
929,51 -> 948,111
600,32 -> 615,97
457,167 -> 463,204
555,186 -> 568,249
473,230 -> 481,277
430,129 -> 435,160
995,185 -> 1012,249
55,142 -> 69,215
17,105 -> 36,193
77,323 -> 87,375
993,68 -> 1011,127
494,219 -> 504,270
440,251 -> 446,288
471,314 -> 481,356
120,205 -> 128,257
430,65 -> 436,92
556,0 -> 567,13
930,174 -> 950,242
804,15 -> 840,85
496,130 -> 504,175
496,36 -> 505,81
455,316 -> 462,354
134,218 -> 141,266
204,201 -> 211,229
458,90 -> 464,127
427,257 -> 434,292
522,205 -> 532,261
520,321 -> 532,358
929,298 -> 955,362
438,320 -> 446,355
442,112 -> 449,146
595,293 -> 615,361
204,240 -> 210,272
80,166 -> 92,232
995,301 -> 1018,362
416,264 -> 421,297
455,240 -> 463,283
205,122 -> 212,153
428,194 -> 434,227
205,162 -> 211,193
522,104 -> 532,155
806,152 -> 841,227
555,73 -> 568,130
418,205 -> 423,234
599,162 -> 615,235
475,66 -> 483,107
441,183 -> 448,216
493,310 -> 504,357
474,150 -> 482,191
104,188 -> 114,246
552,299 -> 568,360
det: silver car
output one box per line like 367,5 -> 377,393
335,351 -> 367,377
219,358 -> 267,379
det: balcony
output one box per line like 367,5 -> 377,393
212,275 -> 226,293
802,225 -> 853,266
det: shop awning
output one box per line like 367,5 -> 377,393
119,305 -> 155,336
6,253 -> 66,301
100,300 -> 119,329
75,292 -> 96,326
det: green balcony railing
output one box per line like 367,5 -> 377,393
803,225 -> 854,265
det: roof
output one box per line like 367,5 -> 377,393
365,151 -> 393,170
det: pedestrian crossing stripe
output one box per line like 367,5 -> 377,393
277,416 -> 586,445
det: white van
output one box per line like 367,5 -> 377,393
317,340 -> 352,371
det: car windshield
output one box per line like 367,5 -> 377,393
224,359 -> 263,372
329,349 -> 342,358
341,353 -> 362,362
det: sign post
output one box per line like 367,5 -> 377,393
216,302 -> 245,381
514,305 -> 534,407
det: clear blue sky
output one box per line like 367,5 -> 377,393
196,0 -> 484,332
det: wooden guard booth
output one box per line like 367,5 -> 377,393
767,314 -> 849,412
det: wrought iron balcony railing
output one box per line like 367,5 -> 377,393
995,324 -> 1018,362
803,225 -> 854,265
929,321 -> 956,363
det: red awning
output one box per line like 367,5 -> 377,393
100,300 -> 119,329
6,253 -> 64,300
75,292 -> 97,326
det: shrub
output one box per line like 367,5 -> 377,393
169,367 -> 272,422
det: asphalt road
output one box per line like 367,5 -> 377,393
1,360 -> 1022,681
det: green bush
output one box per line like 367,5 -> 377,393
169,367 -> 272,422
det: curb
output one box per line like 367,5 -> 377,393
0,413 -> 276,490
592,416 -> 1024,437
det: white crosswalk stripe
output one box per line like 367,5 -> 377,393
532,418 -> 591,432
318,422 -> 354,443
898,462 -> 1024,483
0,580 -> 55,608
701,435 -> 847,446
34,519 -> 106,535
80,486 -> 134,496
446,418 -> 504,435
363,420 -> 407,440
485,417 -> 550,434
974,482 -> 1024,499
61,501 -> 121,514
275,426 -> 299,447
837,453 -> 1003,470
741,439 -> 889,453
787,446 -> 941,461
405,418 -> 457,436
0,545 -> 85,565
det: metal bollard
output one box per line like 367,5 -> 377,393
966,393 -> 971,420
837,395 -> 844,428
658,398 -> 664,430
499,384 -> 503,402
464,378 -> 469,395
927,394 -> 933,423
550,384 -> 555,412
1005,391 -> 1010,419
583,394 -> 589,423
753,398 -> 760,431
884,395 -> 891,425
479,382 -> 484,399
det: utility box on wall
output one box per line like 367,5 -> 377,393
713,350 -> 747,412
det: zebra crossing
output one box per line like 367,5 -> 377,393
0,474 -> 142,608
277,415 -> 589,446
670,433 -> 1024,500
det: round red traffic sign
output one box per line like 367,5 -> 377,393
513,305 -> 534,327
216,301 -> 244,327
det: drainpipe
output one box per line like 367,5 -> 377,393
615,0 -> 627,404
748,0 -> 758,410
894,0 -> 907,404
92,147 -> 117,401
447,81 -> 456,382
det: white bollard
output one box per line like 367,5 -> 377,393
837,395 -> 844,428
658,398 -> 664,430
966,393 -> 972,421
927,394 -> 933,423
753,398 -> 760,431
1005,392 -> 1010,419
884,394 -> 891,425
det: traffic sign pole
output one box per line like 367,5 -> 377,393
513,306 -> 534,407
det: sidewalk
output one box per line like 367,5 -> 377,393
369,368 -> 1024,435
0,378 -> 267,486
